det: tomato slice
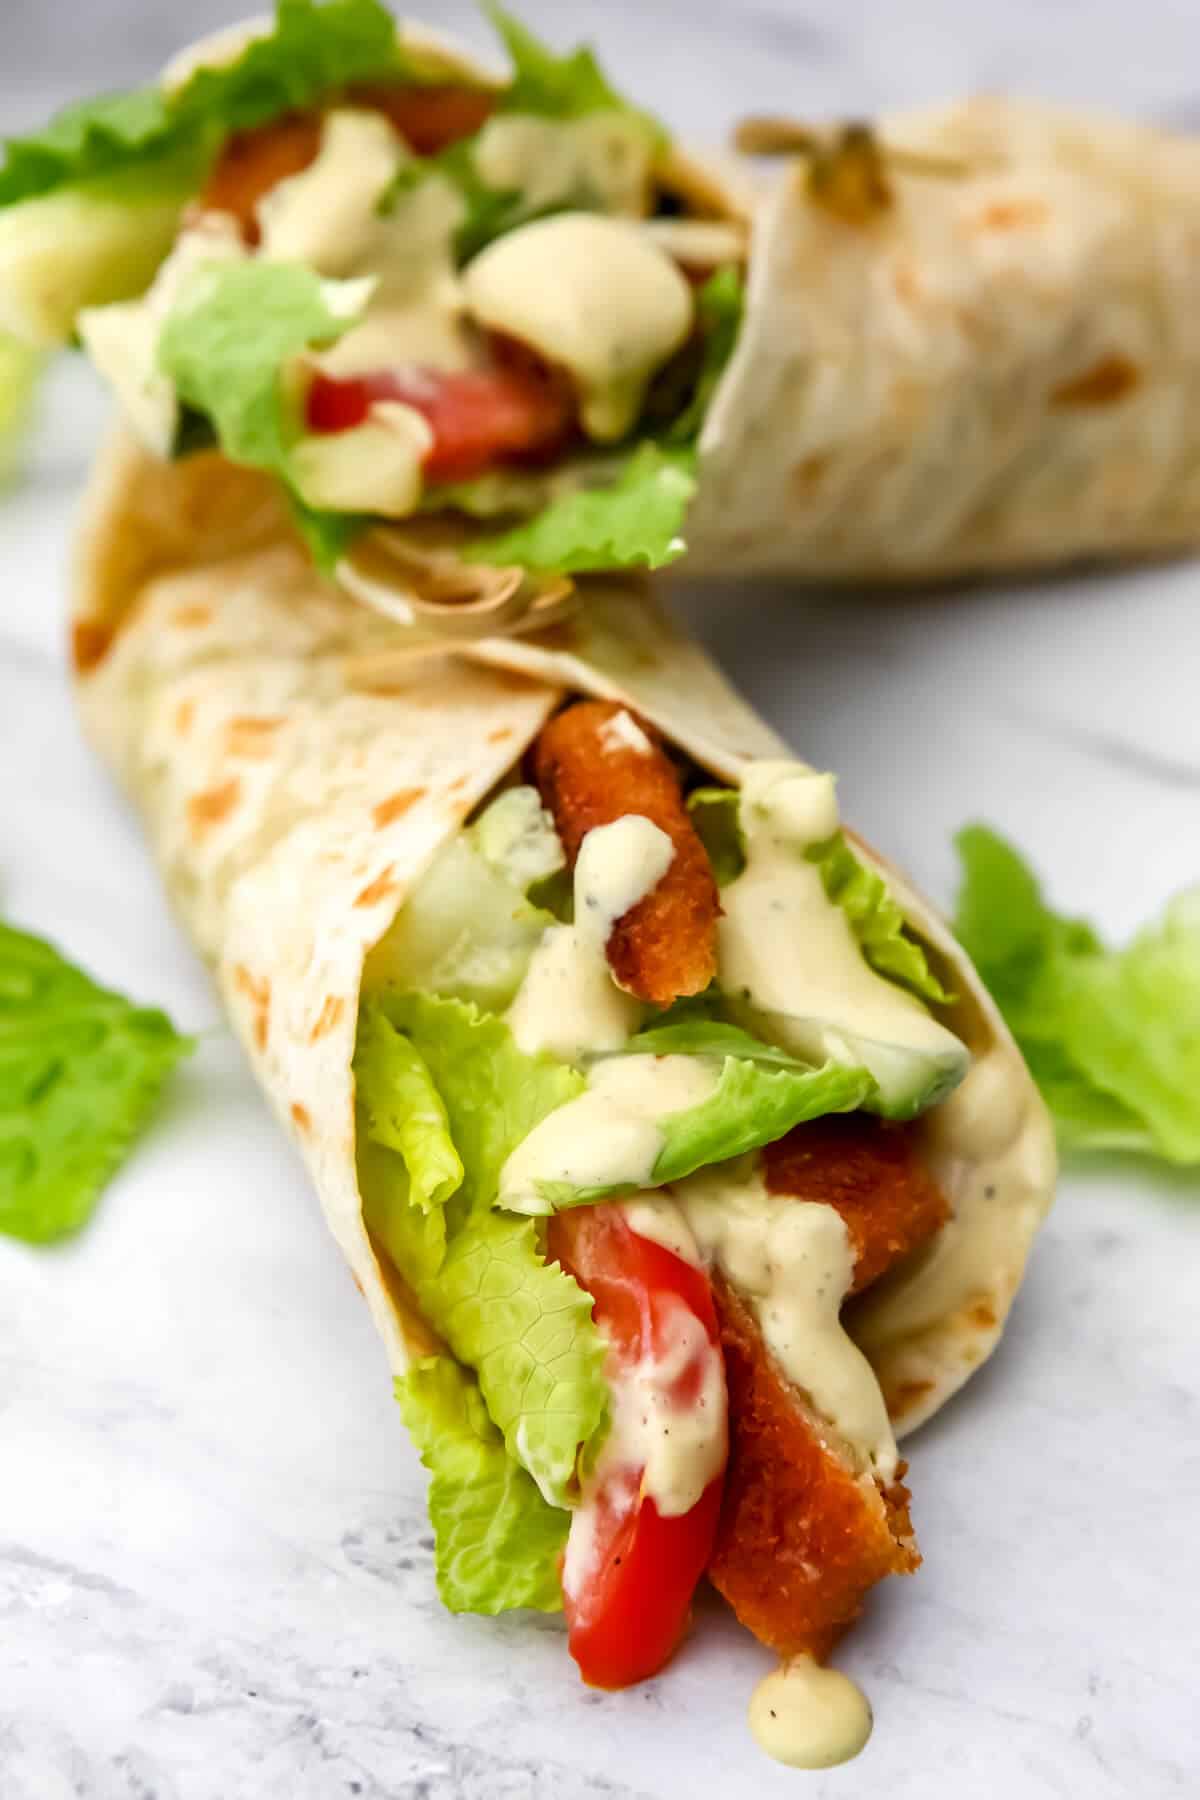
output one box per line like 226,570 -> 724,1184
548,1205 -> 728,1689
199,85 -> 492,243
305,350 -> 576,483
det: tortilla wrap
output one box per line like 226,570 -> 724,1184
73,430 -> 1055,1434
690,97 -> 1200,579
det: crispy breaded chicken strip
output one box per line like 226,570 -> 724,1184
765,1114 -> 951,1295
708,1116 -> 948,1659
530,700 -> 719,1006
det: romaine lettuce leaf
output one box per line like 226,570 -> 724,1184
395,1354 -> 567,1613
486,4 -> 664,143
687,787 -> 744,886
464,441 -> 695,573
0,0 -> 410,210
809,832 -> 954,1007
356,991 -> 607,1505
664,266 -> 744,446
519,1052 -> 876,1214
0,922 -> 193,1242
955,826 -> 1200,1163
354,1007 -> 462,1214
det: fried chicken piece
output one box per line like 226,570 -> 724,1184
708,1276 -> 919,1661
530,700 -> 719,1006
708,1116 -> 949,1659
765,1113 -> 951,1295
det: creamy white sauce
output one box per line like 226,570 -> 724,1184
290,400 -> 433,515
563,1196 -> 727,1598
748,1656 -> 873,1769
598,708 -> 653,757
673,1155 -> 898,1480
462,212 -> 695,441
507,813 -> 673,1061
473,113 -> 654,219
640,216 -> 750,268
718,762 -> 967,1112
257,109 -> 405,273
620,1192 -> 704,1266
499,1053 -> 717,1210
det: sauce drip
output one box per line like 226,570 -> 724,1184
747,1655 -> 873,1769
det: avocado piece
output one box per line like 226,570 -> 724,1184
0,160 -> 195,348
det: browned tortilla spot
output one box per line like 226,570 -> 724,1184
71,619 -> 114,674
174,700 -> 196,736
976,197 -> 1050,232
371,788 -> 424,829
887,1378 -> 935,1417
791,453 -> 830,495
354,867 -> 398,909
232,964 -> 271,1053
225,715 -> 284,758
487,727 -> 514,744
971,1300 -> 998,1329
187,777 -> 241,837
1050,353 -> 1140,409
309,994 -> 346,1042
173,603 -> 214,629
290,1102 -> 311,1133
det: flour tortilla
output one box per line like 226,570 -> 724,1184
689,97 -> 1200,579
72,431 -> 1055,1433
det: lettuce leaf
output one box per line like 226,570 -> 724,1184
687,787 -> 744,886
809,831 -> 954,1007
464,441 -> 696,573
0,0 -> 410,210
354,1007 -> 462,1214
0,922 -> 193,1242
954,826 -> 1200,1163
664,266 -> 744,446
519,1052 -> 876,1214
486,4 -> 664,143
395,1354 -> 567,1613
355,991 -> 607,1506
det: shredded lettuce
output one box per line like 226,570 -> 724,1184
809,832 -> 954,1007
464,441 -> 696,573
355,991 -> 607,1506
955,826 -> 1200,1163
395,1354 -> 567,1613
0,922 -> 193,1242
0,0 -> 413,210
486,4 -> 664,143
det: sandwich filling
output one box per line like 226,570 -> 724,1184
353,698 -> 967,1742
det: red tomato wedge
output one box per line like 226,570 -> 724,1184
548,1205 -> 728,1689
305,355 -> 576,483
199,85 -> 492,243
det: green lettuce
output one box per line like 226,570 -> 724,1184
0,922 -> 193,1242
809,832 -> 954,1007
954,826 -> 1200,1163
158,260 -> 366,565
687,787 -> 745,885
487,4 -> 664,142
465,441 -> 696,573
395,1354 -> 567,1613
0,0 -> 412,210
517,1051 -> 876,1214
354,1007 -> 462,1215
355,991 -> 607,1505
664,266 -> 744,446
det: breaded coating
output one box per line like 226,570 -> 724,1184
708,1276 -> 919,1661
765,1114 -> 951,1295
200,114 -> 324,243
530,700 -> 719,1006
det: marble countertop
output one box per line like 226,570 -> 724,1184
4,6 -> 1200,1796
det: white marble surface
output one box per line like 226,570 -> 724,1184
4,5 -> 1200,1795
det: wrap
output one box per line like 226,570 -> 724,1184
691,98 -> 1200,579
74,429 -> 1054,1436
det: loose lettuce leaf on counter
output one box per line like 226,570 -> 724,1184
396,1354 -> 567,1613
0,922 -> 193,1242
356,991 -> 607,1507
464,442 -> 696,573
954,825 -> 1200,1163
